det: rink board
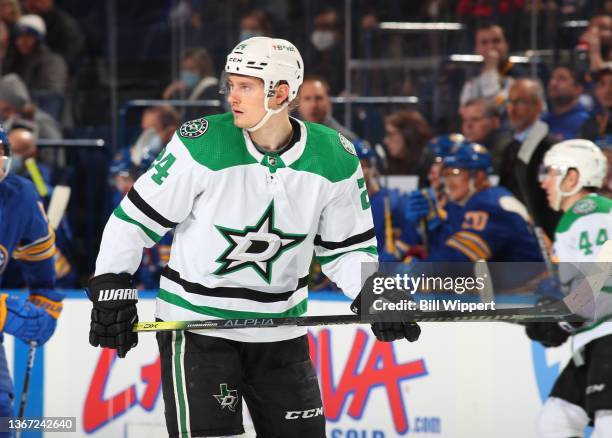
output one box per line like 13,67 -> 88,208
7,292 -> 572,438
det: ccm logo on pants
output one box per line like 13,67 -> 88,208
285,408 -> 324,420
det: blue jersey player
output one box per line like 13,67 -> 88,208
404,134 -> 465,255
0,129 -> 63,430
414,141 -> 543,263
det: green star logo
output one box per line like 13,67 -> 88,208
214,201 -> 307,283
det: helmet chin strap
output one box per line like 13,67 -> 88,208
553,170 -> 582,211
247,96 -> 289,132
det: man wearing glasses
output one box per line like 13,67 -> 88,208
499,78 -> 560,239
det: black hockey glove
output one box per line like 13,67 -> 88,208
87,273 -> 139,358
524,322 -> 572,348
351,272 -> 421,343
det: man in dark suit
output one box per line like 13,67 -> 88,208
499,78 -> 561,239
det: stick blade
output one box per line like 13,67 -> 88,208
47,185 -> 71,230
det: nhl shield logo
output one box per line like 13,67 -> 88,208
338,133 -> 356,156
179,118 -> 209,138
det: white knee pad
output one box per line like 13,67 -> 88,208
592,410 -> 612,438
537,397 -> 589,438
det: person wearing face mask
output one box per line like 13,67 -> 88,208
111,106 -> 179,210
162,47 -> 221,118
308,7 -> 344,95
238,9 -> 271,42
129,105 -> 181,171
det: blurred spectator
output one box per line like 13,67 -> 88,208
499,78 -> 559,238
542,65 -> 590,141
162,47 -> 221,119
460,23 -> 524,107
595,138 -> 612,198
239,10 -> 272,40
0,0 -> 21,26
307,7 -> 344,95
22,0 -> 84,66
461,97 -> 513,173
297,75 -> 359,142
111,105 -> 180,204
579,13 -> 612,71
3,14 -> 67,93
130,105 -> 180,169
383,110 -> 433,175
581,63 -> 612,139
0,20 -> 9,60
0,73 -> 61,139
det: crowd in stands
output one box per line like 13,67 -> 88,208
1,0 -> 612,289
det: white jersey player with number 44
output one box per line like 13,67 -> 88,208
532,139 -> 612,438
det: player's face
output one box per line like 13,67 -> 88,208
297,80 -> 330,124
0,143 -> 9,181
226,74 -> 267,129
442,167 -> 470,202
540,168 -> 558,208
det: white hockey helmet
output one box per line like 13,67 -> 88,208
224,37 -> 304,131
543,139 -> 608,210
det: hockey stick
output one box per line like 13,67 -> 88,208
47,185 -> 71,230
24,158 -> 48,198
135,242 -> 612,333
534,225 -> 557,280
475,259 -> 495,304
16,341 -> 37,436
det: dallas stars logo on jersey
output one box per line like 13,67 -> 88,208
214,201 -> 307,283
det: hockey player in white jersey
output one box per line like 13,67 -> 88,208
87,37 -> 420,437
527,139 -> 612,437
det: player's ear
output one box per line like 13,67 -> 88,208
274,82 -> 290,106
563,168 -> 580,190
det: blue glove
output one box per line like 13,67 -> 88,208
0,294 -> 58,345
404,190 -> 430,225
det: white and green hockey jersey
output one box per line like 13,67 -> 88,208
553,193 -> 612,351
95,113 -> 378,342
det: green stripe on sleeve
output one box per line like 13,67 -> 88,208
113,205 -> 162,242
316,245 -> 378,265
158,289 -> 307,319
